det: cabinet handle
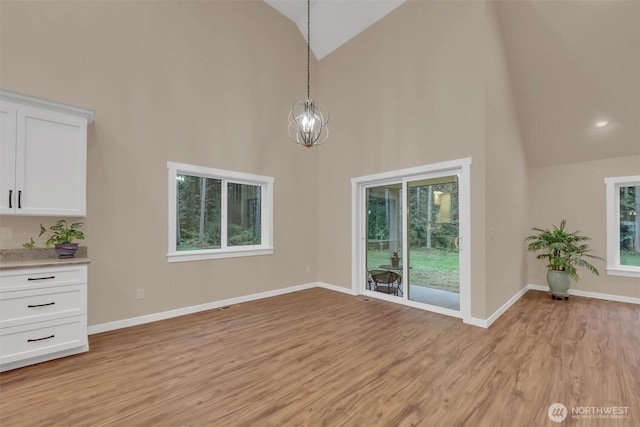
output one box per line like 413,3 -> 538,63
27,335 -> 55,343
8,189 -> 12,208
18,190 -> 22,208
27,276 -> 56,281
27,302 -> 56,308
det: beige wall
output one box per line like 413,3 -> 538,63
0,1 -> 320,325
1,1 -> 636,328
315,0 -> 489,318
528,155 -> 640,298
484,2 -> 529,315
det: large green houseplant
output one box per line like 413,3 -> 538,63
24,220 -> 84,259
525,219 -> 602,299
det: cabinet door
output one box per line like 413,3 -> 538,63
15,106 -> 87,216
0,103 -> 17,214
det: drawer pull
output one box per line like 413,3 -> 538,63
18,190 -> 22,209
8,189 -> 12,209
27,276 -> 56,281
27,335 -> 55,343
28,302 -> 56,308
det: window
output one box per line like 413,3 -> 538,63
167,162 -> 273,262
605,175 -> 640,277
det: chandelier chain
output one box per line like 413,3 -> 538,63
307,0 -> 310,100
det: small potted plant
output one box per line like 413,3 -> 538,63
525,219 -> 602,299
24,220 -> 84,259
390,251 -> 401,267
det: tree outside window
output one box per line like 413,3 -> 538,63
167,162 -> 273,262
605,176 -> 640,277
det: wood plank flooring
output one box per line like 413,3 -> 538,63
1,288 -> 639,426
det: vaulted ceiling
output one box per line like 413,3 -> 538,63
266,0 -> 639,168
264,0 -> 406,60
496,0 -> 639,167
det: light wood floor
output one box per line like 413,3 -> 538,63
1,288 -> 639,426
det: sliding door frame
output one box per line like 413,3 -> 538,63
351,158 -> 472,323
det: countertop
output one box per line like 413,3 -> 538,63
0,247 -> 90,270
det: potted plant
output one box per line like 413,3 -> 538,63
390,251 -> 401,267
24,220 -> 84,259
525,219 -> 603,299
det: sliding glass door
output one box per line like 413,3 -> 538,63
366,183 -> 403,298
366,183 -> 403,296
406,176 -> 460,310
353,158 -> 471,321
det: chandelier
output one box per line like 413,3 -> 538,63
288,0 -> 329,148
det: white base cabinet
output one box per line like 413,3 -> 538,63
0,90 -> 95,216
0,265 -> 89,371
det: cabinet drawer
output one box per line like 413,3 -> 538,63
0,266 -> 86,291
0,284 -> 85,328
0,316 -> 87,365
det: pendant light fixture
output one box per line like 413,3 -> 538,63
288,0 -> 329,148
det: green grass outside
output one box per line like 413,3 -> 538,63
621,251 -> 640,267
367,249 -> 640,293
367,248 -> 459,293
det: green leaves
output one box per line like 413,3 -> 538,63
24,220 -> 85,248
525,219 -> 603,282
22,238 -> 36,249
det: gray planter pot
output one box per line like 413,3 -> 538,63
546,269 -> 571,299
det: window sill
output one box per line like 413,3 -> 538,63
167,247 -> 274,263
606,267 -> 640,278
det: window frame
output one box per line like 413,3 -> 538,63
167,161 -> 274,263
605,175 -> 640,278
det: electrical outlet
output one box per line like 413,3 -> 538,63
136,288 -> 144,300
306,265 -> 311,273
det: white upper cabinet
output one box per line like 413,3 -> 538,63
0,107 -> 17,214
0,90 -> 95,217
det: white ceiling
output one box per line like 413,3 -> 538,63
266,0 -> 640,167
264,0 -> 405,60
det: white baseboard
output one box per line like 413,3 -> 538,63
464,317 -> 489,328
315,282 -> 358,295
478,284 -> 640,330
527,283 -> 640,305
484,285 -> 531,328
88,283 -> 318,335
462,284 -> 640,330
90,281 -> 638,336
86,280 -> 524,334
464,285 -> 530,329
